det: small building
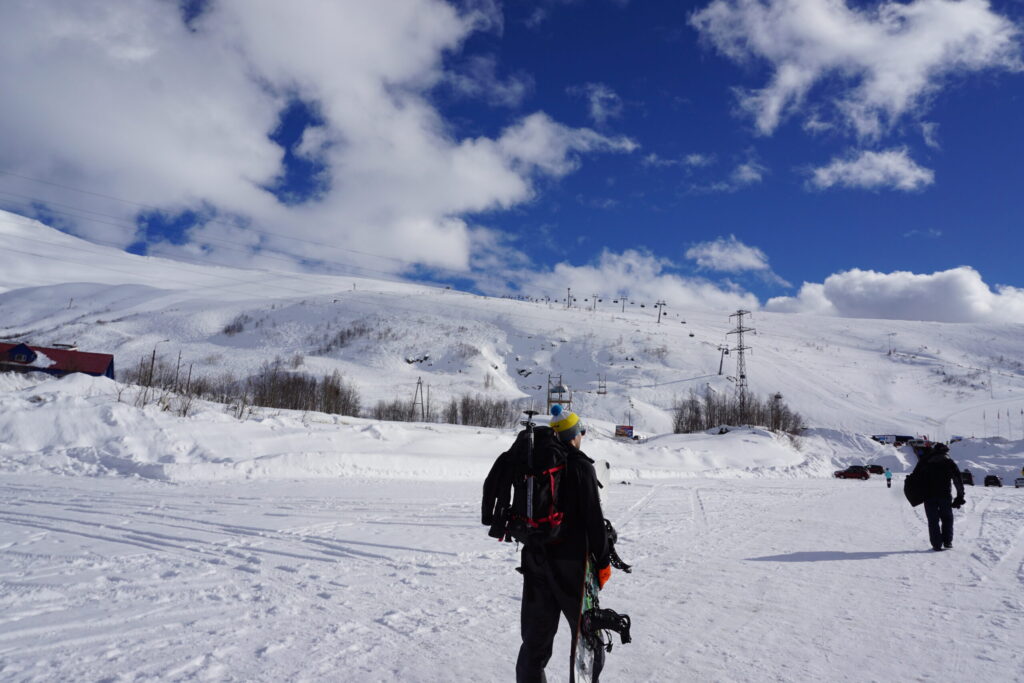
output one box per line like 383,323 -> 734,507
0,342 -> 115,380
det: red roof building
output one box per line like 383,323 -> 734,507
0,342 -> 115,380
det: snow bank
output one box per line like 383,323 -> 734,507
10,374 -> 1014,484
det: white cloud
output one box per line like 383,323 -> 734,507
764,282 -> 837,315
809,148 -> 934,191
0,0 -> 635,275
442,54 -> 533,107
903,228 -> 942,239
765,266 -> 1024,322
687,235 -> 770,272
685,153 -> 716,168
642,152 -> 717,168
513,249 -> 761,312
686,235 -> 790,286
642,153 -> 677,168
569,83 -> 625,126
920,121 -> 941,149
496,112 -> 638,176
691,0 -> 1022,138
690,157 -> 767,193
731,160 -> 765,185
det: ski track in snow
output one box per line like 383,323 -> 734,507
0,475 -> 1021,682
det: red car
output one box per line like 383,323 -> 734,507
834,466 -> 870,480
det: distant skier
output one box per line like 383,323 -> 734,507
482,406 -> 611,682
884,467 -> 893,488
906,442 -> 965,551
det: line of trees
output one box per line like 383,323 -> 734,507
372,394 -> 522,429
121,351 -> 521,428
121,356 -> 360,419
673,388 -> 803,434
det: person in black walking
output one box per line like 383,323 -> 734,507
484,406 -> 611,683
909,442 -> 965,551
517,407 -> 610,683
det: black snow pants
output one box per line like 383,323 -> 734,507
923,498 -> 954,549
516,547 -> 585,683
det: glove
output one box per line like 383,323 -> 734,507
597,564 -> 612,590
951,495 -> 965,509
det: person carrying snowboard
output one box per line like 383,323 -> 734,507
907,442 -> 964,551
483,406 -> 611,683
884,467 -> 893,488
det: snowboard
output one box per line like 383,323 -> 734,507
571,459 -> 611,683
571,554 -> 605,683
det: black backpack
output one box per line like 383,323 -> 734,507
482,420 -> 569,546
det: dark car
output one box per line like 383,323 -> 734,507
866,464 -> 884,475
834,465 -> 870,480
962,469 -> 974,486
984,475 -> 1003,487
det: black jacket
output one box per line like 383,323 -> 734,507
911,451 -> 965,501
547,444 -> 610,570
482,428 -> 609,570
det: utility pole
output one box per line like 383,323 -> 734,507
654,300 -> 667,323
621,297 -> 630,313
412,377 -> 425,421
886,332 -> 896,355
566,287 -> 572,309
727,310 -> 754,406
592,293 -> 599,311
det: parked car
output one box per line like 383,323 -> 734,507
962,469 -> 974,486
1015,477 -> 1024,488
834,466 -> 870,480
867,464 -> 884,475
984,475 -> 1003,487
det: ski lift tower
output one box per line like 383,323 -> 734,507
547,374 -> 573,414
726,310 -> 755,406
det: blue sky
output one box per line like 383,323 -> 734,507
1,0 -> 1023,321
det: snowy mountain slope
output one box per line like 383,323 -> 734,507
4,209 -> 1024,441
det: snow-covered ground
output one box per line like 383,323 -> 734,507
2,213 -> 1024,681
2,472 -> 1022,681
1,369 -> 1022,682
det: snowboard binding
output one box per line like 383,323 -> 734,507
604,519 -> 632,573
582,607 -> 632,648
